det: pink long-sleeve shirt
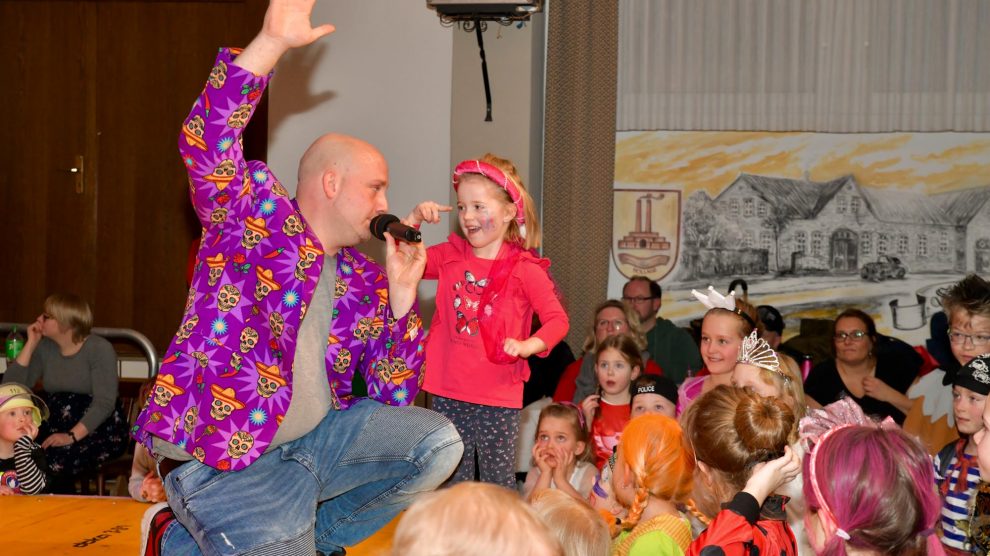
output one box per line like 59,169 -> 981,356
422,234 -> 569,408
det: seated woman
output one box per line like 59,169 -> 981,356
3,293 -> 128,493
804,308 -> 921,424
552,299 -> 662,404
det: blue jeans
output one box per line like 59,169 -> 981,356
159,399 -> 462,555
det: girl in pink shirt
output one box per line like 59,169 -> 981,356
408,154 -> 569,487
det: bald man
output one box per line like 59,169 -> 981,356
133,1 -> 462,554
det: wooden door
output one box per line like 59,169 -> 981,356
0,1 -> 98,316
0,0 -> 266,351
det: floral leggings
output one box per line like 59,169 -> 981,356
431,396 -> 519,489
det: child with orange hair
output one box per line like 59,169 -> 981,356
682,385 -> 801,556
609,414 -> 695,555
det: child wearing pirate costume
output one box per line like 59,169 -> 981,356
935,353 -> 990,554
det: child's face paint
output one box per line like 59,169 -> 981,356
949,311 -> 990,367
455,175 -> 515,259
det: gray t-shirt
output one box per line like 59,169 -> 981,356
268,255 -> 335,448
4,335 -> 119,432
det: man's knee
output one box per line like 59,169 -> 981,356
409,420 -> 463,492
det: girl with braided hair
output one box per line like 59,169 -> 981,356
682,385 -> 801,555
609,414 -> 694,555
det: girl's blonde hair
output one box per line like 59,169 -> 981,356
477,153 -> 541,250
704,297 -> 761,339
582,299 -> 647,353
392,482 -> 562,556
530,489 -> 611,556
617,414 -> 694,532
535,403 -> 592,462
680,385 -> 794,523
44,293 -> 94,343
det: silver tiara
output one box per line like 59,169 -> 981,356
737,330 -> 791,383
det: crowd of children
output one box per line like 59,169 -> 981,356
389,271 -> 990,555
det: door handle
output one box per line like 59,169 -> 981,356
63,155 -> 85,194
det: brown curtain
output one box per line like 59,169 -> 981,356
543,2 -> 619,350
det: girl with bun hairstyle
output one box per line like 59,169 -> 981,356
609,414 -> 695,555
800,398 -> 944,556
682,385 -> 801,555
732,329 -> 811,550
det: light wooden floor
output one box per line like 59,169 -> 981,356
0,495 -> 396,555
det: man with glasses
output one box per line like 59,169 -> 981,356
621,276 -> 701,385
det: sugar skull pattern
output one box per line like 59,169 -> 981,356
132,49 -> 426,472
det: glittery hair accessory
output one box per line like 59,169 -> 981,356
452,159 -> 527,238
691,285 -> 756,328
737,330 -> 790,383
799,398 -> 898,544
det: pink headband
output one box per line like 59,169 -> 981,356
558,401 -> 586,431
452,160 -> 527,237
808,424 -> 853,540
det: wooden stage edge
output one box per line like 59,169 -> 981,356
1,495 -> 395,556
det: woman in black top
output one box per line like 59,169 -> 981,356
804,308 -> 920,424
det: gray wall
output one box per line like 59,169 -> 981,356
268,2 -> 547,312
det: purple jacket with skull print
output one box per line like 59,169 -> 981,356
132,48 -> 426,472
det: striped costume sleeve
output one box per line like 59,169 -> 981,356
13,436 -> 48,495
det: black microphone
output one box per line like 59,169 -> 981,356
369,214 -> 422,243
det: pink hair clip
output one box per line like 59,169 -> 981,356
558,401 -> 586,431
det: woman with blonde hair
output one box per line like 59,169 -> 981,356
3,293 -> 128,493
554,299 -> 663,404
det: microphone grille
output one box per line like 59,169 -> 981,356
369,213 -> 399,240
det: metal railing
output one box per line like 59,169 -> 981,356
0,323 -> 159,378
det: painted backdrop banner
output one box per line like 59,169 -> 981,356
607,132 -> 990,345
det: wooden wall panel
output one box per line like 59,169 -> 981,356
0,0 -> 267,352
